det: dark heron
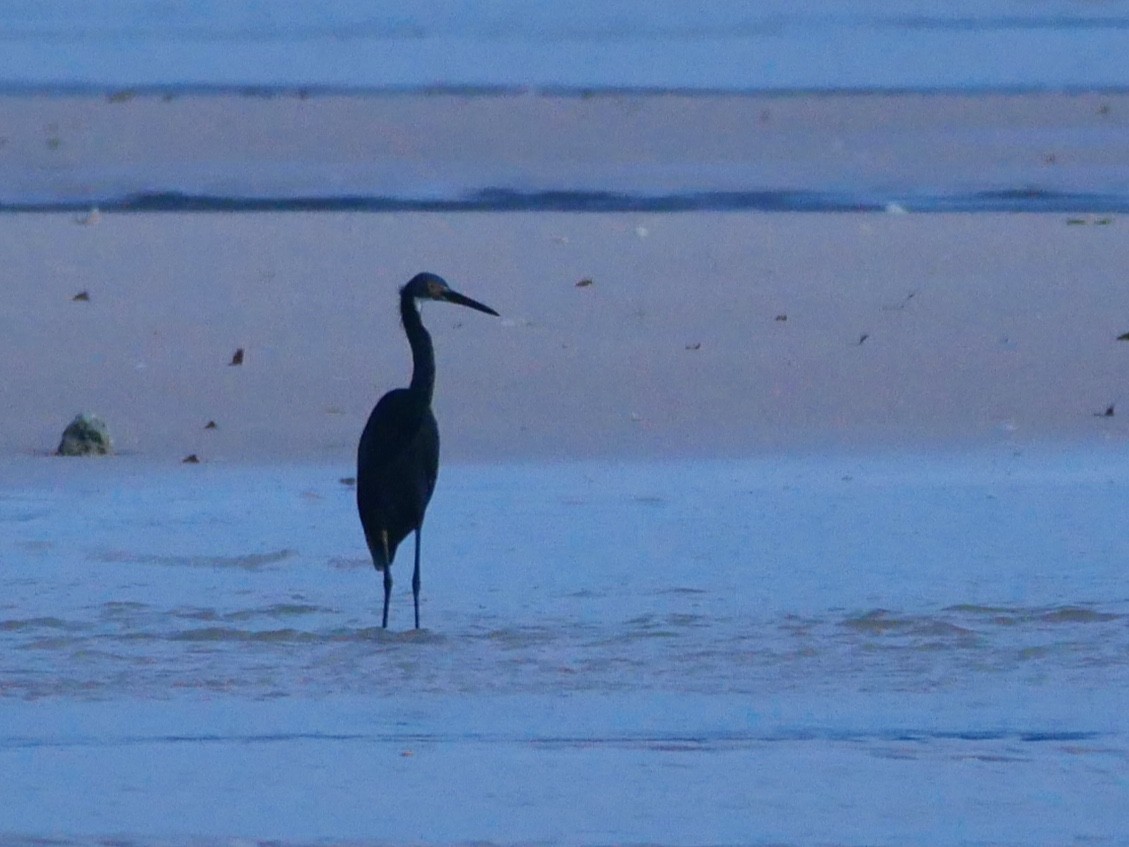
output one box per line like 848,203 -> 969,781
357,272 -> 499,629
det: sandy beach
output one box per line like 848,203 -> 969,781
2,90 -> 1127,463
3,209 -> 1129,462
2,90 -> 1128,207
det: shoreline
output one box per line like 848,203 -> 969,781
7,83 -> 1129,97
4,189 -> 1129,215
5,437 -> 1129,477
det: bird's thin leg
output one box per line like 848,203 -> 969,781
381,530 -> 392,629
412,528 -> 422,629
382,567 -> 392,629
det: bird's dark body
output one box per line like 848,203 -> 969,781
357,389 -> 439,570
356,272 -> 497,629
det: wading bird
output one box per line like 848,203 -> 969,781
357,272 -> 498,629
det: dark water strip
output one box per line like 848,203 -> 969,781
0,727 -> 1104,751
6,82 -> 1129,98
4,189 -> 1129,214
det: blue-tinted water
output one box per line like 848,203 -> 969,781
2,452 -> 1128,844
4,2 -> 1129,212
3,1 -> 1129,91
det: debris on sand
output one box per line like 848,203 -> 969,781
56,414 -> 113,456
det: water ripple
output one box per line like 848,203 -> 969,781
94,548 -> 297,570
2,599 -> 1127,700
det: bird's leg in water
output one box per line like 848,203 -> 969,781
357,276 -> 498,631
412,528 -> 422,629
381,530 -> 392,629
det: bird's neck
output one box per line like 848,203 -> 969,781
401,293 -> 436,402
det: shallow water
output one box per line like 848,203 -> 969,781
3,1 -> 1129,91
2,450 -> 1127,844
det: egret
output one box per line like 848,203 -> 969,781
357,272 -> 498,629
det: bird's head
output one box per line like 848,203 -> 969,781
401,272 -> 499,316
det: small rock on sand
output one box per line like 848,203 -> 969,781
57,413 -> 113,456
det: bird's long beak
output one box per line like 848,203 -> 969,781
443,288 -> 499,317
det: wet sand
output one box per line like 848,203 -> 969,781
2,90 -> 1128,206
2,210 -> 1129,462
